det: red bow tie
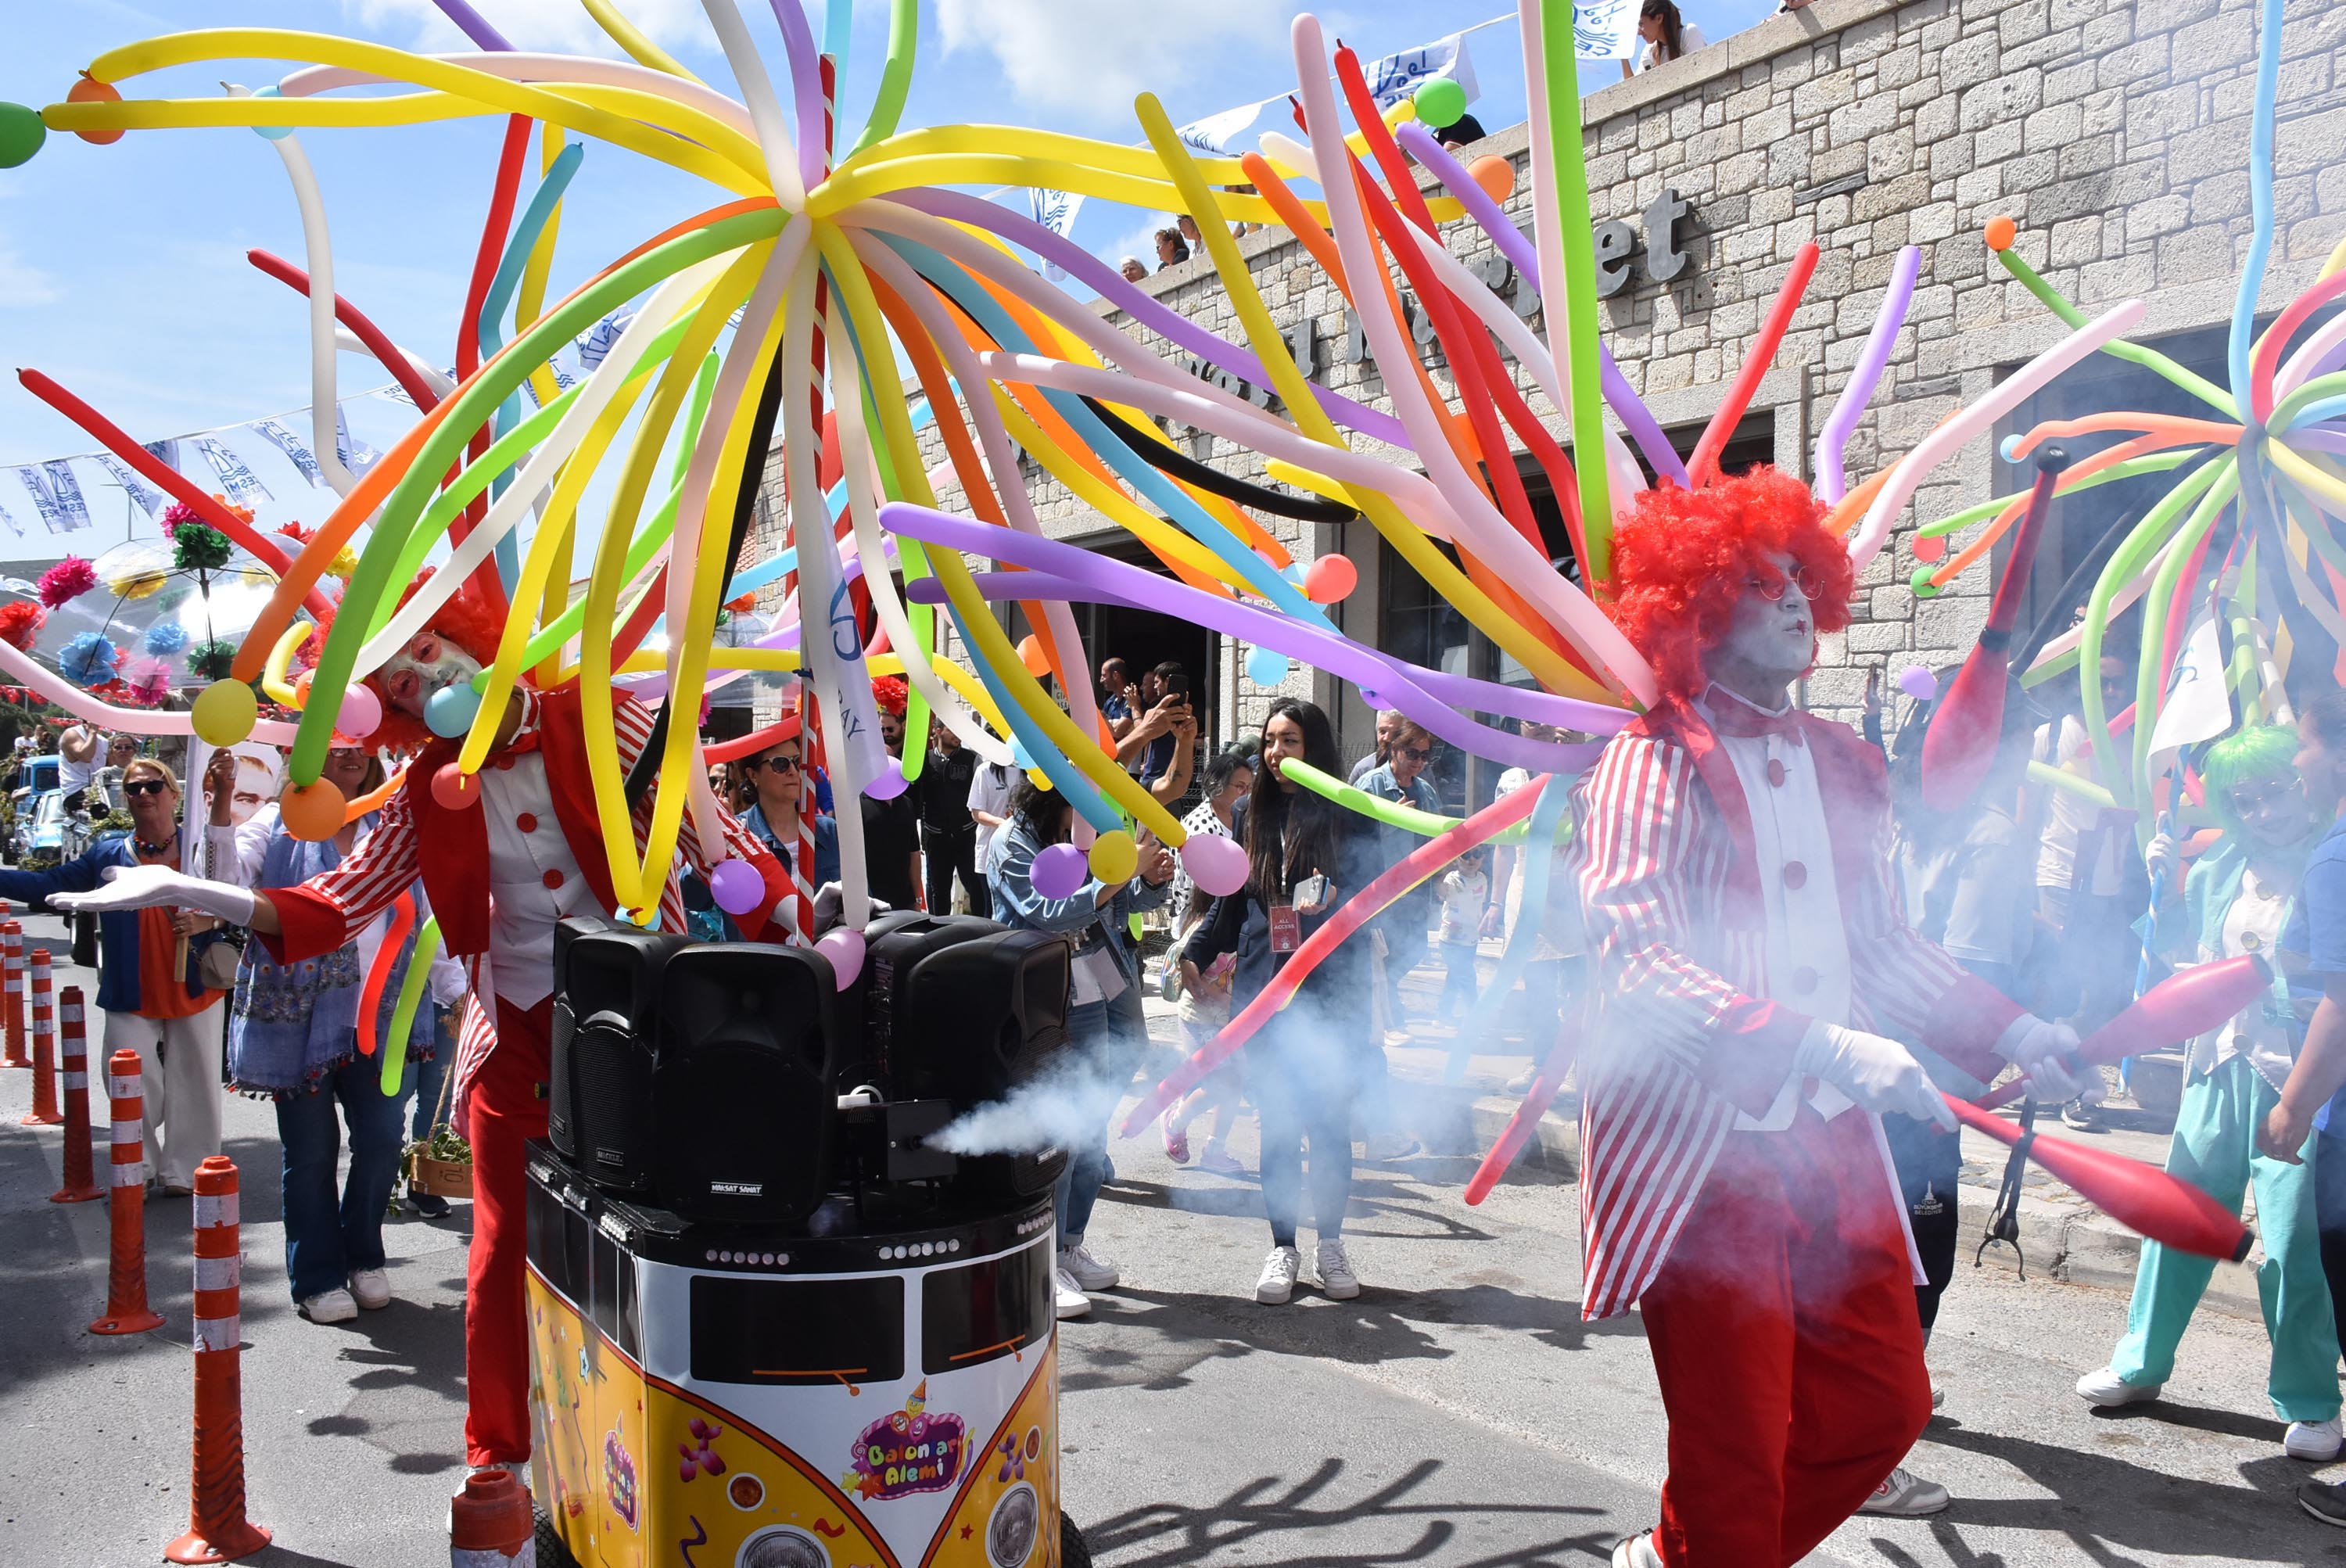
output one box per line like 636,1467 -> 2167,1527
1706,697 -> 1806,747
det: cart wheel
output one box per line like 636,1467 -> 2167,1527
535,1503 -> 583,1568
1060,1509 -> 1093,1568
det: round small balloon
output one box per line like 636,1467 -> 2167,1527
425,681 -> 481,739
1304,554 -> 1358,604
1897,666 -> 1939,702
1246,644 -> 1290,688
249,84 -> 294,142
66,77 -> 124,146
0,103 -> 46,169
1182,833 -> 1248,898
1911,533 -> 1946,563
1031,842 -> 1089,899
191,680 -> 258,747
708,858 -> 767,916
864,757 -> 909,800
278,780 -> 346,843
1469,154 -> 1516,203
1088,830 -> 1138,884
815,927 -> 865,989
336,682 -> 382,739
1017,634 -> 1050,676
1983,214 -> 2018,253
1413,77 -> 1467,131
430,762 -> 480,810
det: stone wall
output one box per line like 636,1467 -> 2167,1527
751,0 -> 2346,743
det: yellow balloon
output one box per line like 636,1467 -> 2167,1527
190,680 -> 258,748
1088,830 -> 1138,884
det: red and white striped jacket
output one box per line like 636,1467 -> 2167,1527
1566,697 -> 2018,1319
256,685 -> 795,1118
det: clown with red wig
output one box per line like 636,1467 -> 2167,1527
1569,470 -> 2090,1568
55,571 -> 800,1476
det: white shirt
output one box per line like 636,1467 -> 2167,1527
2033,716 -> 2124,896
58,727 -> 97,793
1697,687 -> 1855,1131
476,753 -> 606,1009
967,761 -> 1017,866
2190,874 -> 2294,1087
1635,22 -> 1707,71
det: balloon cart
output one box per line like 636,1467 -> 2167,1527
526,914 -> 1091,1568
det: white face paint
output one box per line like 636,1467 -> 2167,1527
1713,549 -> 1818,698
378,630 -> 484,718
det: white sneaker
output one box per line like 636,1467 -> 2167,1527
1060,1242 -> 1119,1292
1197,1144 -> 1244,1175
301,1288 -> 359,1324
349,1268 -> 392,1310
2075,1365 -> 2161,1408
1383,1029 -> 1412,1048
1609,1531 -> 1663,1568
2288,1416 -> 2346,1462
1255,1245 -> 1302,1304
1053,1268 -> 1091,1320
1856,1465 -> 1950,1516
1315,1239 -> 1361,1301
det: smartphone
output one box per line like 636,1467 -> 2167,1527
1293,873 -> 1329,910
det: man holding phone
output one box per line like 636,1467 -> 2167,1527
1117,661 -> 1198,805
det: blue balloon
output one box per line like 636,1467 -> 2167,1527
1246,644 -> 1290,687
425,680 -> 482,739
250,85 -> 294,142
1011,735 -> 1035,770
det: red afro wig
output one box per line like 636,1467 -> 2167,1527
354,570 -> 515,755
1605,465 -> 1856,702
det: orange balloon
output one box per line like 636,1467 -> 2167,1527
67,76 -> 123,146
1983,214 -> 2017,253
278,779 -> 347,843
1469,155 -> 1516,203
1017,634 -> 1050,677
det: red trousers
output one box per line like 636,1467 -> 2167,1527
1639,1106 -> 1931,1568
464,996 -> 553,1468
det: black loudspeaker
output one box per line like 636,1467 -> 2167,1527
892,929 -> 1074,1197
651,943 -> 840,1225
550,920 -> 691,1193
862,913 -> 1003,1087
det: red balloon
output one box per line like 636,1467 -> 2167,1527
430,762 -> 480,810
1304,554 -> 1358,604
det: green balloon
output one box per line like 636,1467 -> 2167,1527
0,103 -> 45,170
1413,77 -> 1467,131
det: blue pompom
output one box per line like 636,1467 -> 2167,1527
60,631 -> 120,686
143,620 -> 189,656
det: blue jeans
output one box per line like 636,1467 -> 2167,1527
278,1052 -> 416,1301
1053,995 -> 1144,1249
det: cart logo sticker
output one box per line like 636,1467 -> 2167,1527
845,1380 -> 966,1501
604,1426 -> 640,1529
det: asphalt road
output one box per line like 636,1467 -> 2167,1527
3,904 -> 2344,1566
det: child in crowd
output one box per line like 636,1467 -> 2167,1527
1437,846 -> 1489,1022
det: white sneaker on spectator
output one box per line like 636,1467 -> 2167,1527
1857,1466 -> 1950,1516
1197,1145 -> 1244,1175
2288,1416 -> 2345,1461
1383,1029 -> 1412,1048
1315,1240 -> 1361,1301
1053,1268 -> 1091,1320
349,1268 -> 392,1310
1255,1245 -> 1302,1304
2075,1366 -> 2161,1407
1060,1242 -> 1119,1292
1609,1531 -> 1663,1568
301,1288 -> 358,1324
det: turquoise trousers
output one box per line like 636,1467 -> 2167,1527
2111,1053 -> 2342,1421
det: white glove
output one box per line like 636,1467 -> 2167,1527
812,881 -> 889,935
1793,1020 -> 1956,1132
1996,1014 -> 2095,1104
47,863 -> 257,928
2144,823 -> 2178,885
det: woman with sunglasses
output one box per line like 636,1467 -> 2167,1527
738,728 -> 841,892
0,756 -> 234,1193
201,741 -> 469,1322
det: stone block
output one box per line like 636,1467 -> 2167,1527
1960,72 -> 2046,134
1910,201 -> 1960,244
1939,33 -> 2003,93
1975,120 -> 2025,164
1792,68 -> 1858,120
1846,619 -> 1911,655
1956,165 -> 2005,208
2189,170 -> 2252,225
1915,94 -> 1959,145
2022,100 -> 2084,152
2048,215 -> 2101,267
1928,131 -> 1976,182
1877,43 -> 1925,92
2173,8 -> 2258,73
2094,36 -> 2170,91
1828,92 -> 1900,147
1917,593 -> 1991,650
1745,101 -> 1794,149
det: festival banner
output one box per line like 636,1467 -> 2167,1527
0,494 -> 20,538
1577,0 -> 1642,61
192,435 -> 273,508
1173,102 -> 1262,157
1025,186 -> 1086,280
1364,30 -> 1480,110
249,417 -> 328,489
335,407 -> 380,479
90,454 -> 164,518
140,437 -> 179,474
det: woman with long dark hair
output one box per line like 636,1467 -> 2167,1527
1624,0 -> 1706,78
1181,698 -> 1382,1304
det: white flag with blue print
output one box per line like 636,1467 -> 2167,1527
91,454 -> 164,518
249,418 -> 328,490
192,436 -> 272,507
1364,30 -> 1479,110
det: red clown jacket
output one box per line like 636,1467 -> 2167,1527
1564,696 -> 2021,1320
255,685 -> 796,1115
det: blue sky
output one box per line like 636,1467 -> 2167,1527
0,0 -> 1785,557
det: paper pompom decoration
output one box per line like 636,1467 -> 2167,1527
326,545 -> 359,579
171,522 -> 234,572
0,600 -> 45,651
59,630 -> 120,686
106,568 -> 167,600
870,675 -> 908,716
187,638 -> 238,681
124,656 -> 172,707
36,555 -> 96,608
276,520 -> 315,545
161,502 -> 199,537
142,620 -> 188,657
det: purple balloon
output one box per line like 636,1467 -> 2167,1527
865,757 -> 909,800
708,858 -> 767,917
1182,833 -> 1249,898
1813,246 -> 1921,504
1031,842 -> 1089,899
1897,665 -> 1939,702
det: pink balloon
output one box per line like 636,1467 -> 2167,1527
1897,665 -> 1939,702
335,682 -> 382,738
815,926 -> 864,989
708,858 -> 766,915
1181,833 -> 1248,898
1031,842 -> 1089,899
864,757 -> 909,800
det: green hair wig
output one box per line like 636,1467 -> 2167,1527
2200,723 -> 2301,838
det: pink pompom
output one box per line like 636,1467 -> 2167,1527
1182,833 -> 1248,898
814,927 -> 864,988
708,858 -> 766,915
1031,842 -> 1089,899
36,555 -> 97,608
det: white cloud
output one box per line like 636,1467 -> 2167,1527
0,242 -> 62,308
933,0 -> 1295,126
337,0 -> 711,57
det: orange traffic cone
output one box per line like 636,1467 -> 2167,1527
48,985 -> 100,1203
164,1155 -> 271,1564
1,920 -> 24,1069
450,1466 -> 535,1566
20,946 -> 59,1125
89,1048 -> 163,1336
